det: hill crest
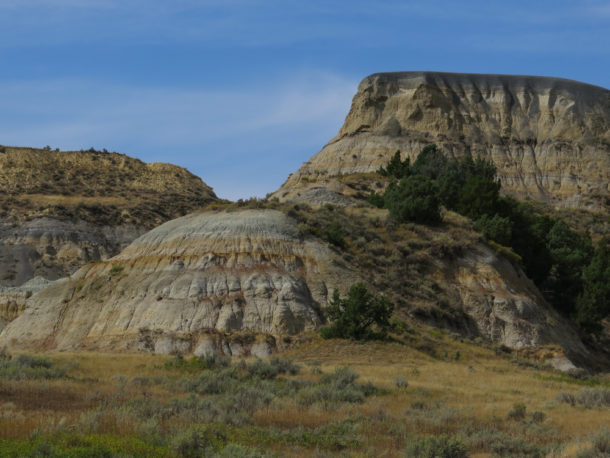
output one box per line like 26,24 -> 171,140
275,71 -> 610,212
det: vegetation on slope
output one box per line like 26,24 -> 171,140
0,145 -> 217,228
369,145 -> 610,335
0,334 -> 608,457
320,282 -> 394,341
203,196 -> 495,342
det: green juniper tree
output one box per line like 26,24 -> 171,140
371,144 -> 600,333
384,175 -> 441,225
321,283 -> 394,340
575,238 -> 610,333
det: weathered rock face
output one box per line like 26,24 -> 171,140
275,72 -> 610,210
0,207 -> 592,369
0,145 -> 217,291
0,210 -> 356,351
0,277 -> 56,331
440,242 -> 587,366
0,217 -> 144,286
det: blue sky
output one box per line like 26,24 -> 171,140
1,1 -> 608,200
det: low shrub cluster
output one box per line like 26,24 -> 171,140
164,353 -> 231,371
172,426 -> 267,458
172,363 -> 378,413
70,357 -> 379,455
296,367 -> 380,407
403,434 -> 468,458
467,429 -> 547,457
245,356 -> 300,379
556,388 -> 610,408
576,428 -> 610,458
505,403 -> 546,424
506,402 -> 527,421
0,348 -> 580,457
219,419 -> 362,452
0,353 -> 74,380
381,400 -> 557,457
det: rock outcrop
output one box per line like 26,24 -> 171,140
274,72 -> 610,211
441,242 -> 586,367
0,217 -> 144,286
1,75 -> 605,369
0,277 -> 56,331
0,207 -> 592,368
0,146 -> 217,291
0,210 -> 355,351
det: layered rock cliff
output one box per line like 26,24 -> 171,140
0,146 -> 217,325
274,72 -> 610,211
0,207 -> 591,369
0,210 -> 355,351
0,146 -> 217,288
1,74 -> 605,368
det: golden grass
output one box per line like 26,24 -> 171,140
1,335 -> 608,456
51,351 -> 171,380
18,194 -> 128,207
285,333 -> 610,442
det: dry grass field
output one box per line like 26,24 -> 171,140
0,326 -> 608,457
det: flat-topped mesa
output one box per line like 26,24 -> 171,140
275,71 -> 610,210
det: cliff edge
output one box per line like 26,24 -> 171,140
275,72 -> 610,211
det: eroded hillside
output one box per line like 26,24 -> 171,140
0,145 -> 217,325
0,203 -> 596,370
1,73 -> 608,372
0,146 -> 216,227
274,72 -> 610,212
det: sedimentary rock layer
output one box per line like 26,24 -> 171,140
0,207 -> 591,369
0,210 -> 354,351
0,217 -> 144,285
275,72 -> 610,210
0,146 -> 217,289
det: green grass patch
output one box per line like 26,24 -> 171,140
197,420 -> 361,452
0,432 -> 170,458
109,264 -> 124,276
0,354 -> 75,380
536,374 -> 610,388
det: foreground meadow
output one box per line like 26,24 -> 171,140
0,329 -> 608,457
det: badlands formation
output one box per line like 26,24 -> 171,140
274,72 -> 610,211
0,146 -> 216,325
0,207 -> 591,369
0,210 -> 354,355
1,72 -> 609,369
